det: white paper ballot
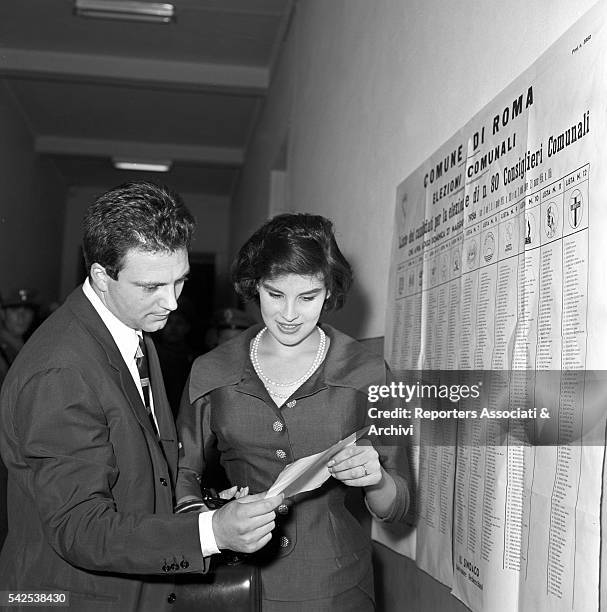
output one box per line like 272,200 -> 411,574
265,426 -> 370,499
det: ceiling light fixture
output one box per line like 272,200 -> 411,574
113,159 -> 172,172
74,1 -> 175,24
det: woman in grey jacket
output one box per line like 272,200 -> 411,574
177,213 -> 410,611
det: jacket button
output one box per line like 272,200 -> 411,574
160,478 -> 168,486
279,536 -> 290,547
272,420 -> 284,432
275,449 -> 287,460
277,504 -> 289,515
286,400 -> 296,408
167,592 -> 177,604
180,558 -> 190,569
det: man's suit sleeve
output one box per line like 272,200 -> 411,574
13,367 -> 208,575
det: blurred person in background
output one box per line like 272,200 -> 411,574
155,297 -> 198,418
204,307 -> 255,350
0,288 -> 38,549
0,289 -> 38,368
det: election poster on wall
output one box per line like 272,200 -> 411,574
374,1 -> 607,610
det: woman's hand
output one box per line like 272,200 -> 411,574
328,440 -> 398,518
327,440 -> 382,487
218,485 -> 249,500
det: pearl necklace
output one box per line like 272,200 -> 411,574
250,326 -> 326,389
267,388 -> 292,400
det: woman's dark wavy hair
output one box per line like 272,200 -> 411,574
232,213 -> 353,311
83,181 -> 195,279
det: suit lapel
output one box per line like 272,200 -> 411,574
144,333 -> 178,476
65,289 -> 163,443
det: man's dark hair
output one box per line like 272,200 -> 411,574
232,213 -> 353,311
83,181 -> 195,279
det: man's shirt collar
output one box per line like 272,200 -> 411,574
82,278 -> 140,365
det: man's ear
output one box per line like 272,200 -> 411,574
90,263 -> 110,292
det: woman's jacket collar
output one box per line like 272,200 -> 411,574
188,323 -> 386,402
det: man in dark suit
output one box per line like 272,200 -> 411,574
0,182 -> 281,610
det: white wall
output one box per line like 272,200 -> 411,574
60,186 -> 230,304
0,82 -> 67,306
232,0 -> 598,339
229,19 -> 297,255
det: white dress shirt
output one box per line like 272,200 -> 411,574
82,279 -> 219,556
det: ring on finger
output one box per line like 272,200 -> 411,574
362,464 -> 369,477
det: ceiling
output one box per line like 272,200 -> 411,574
0,0 -> 294,195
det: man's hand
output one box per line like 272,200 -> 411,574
212,492 -> 283,553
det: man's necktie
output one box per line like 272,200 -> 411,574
135,335 -> 159,437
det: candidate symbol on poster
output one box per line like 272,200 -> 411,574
524,211 -> 536,246
502,220 -> 516,255
466,239 -> 478,269
483,232 -> 495,262
544,202 -> 558,238
453,248 -> 461,273
568,189 -> 583,228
